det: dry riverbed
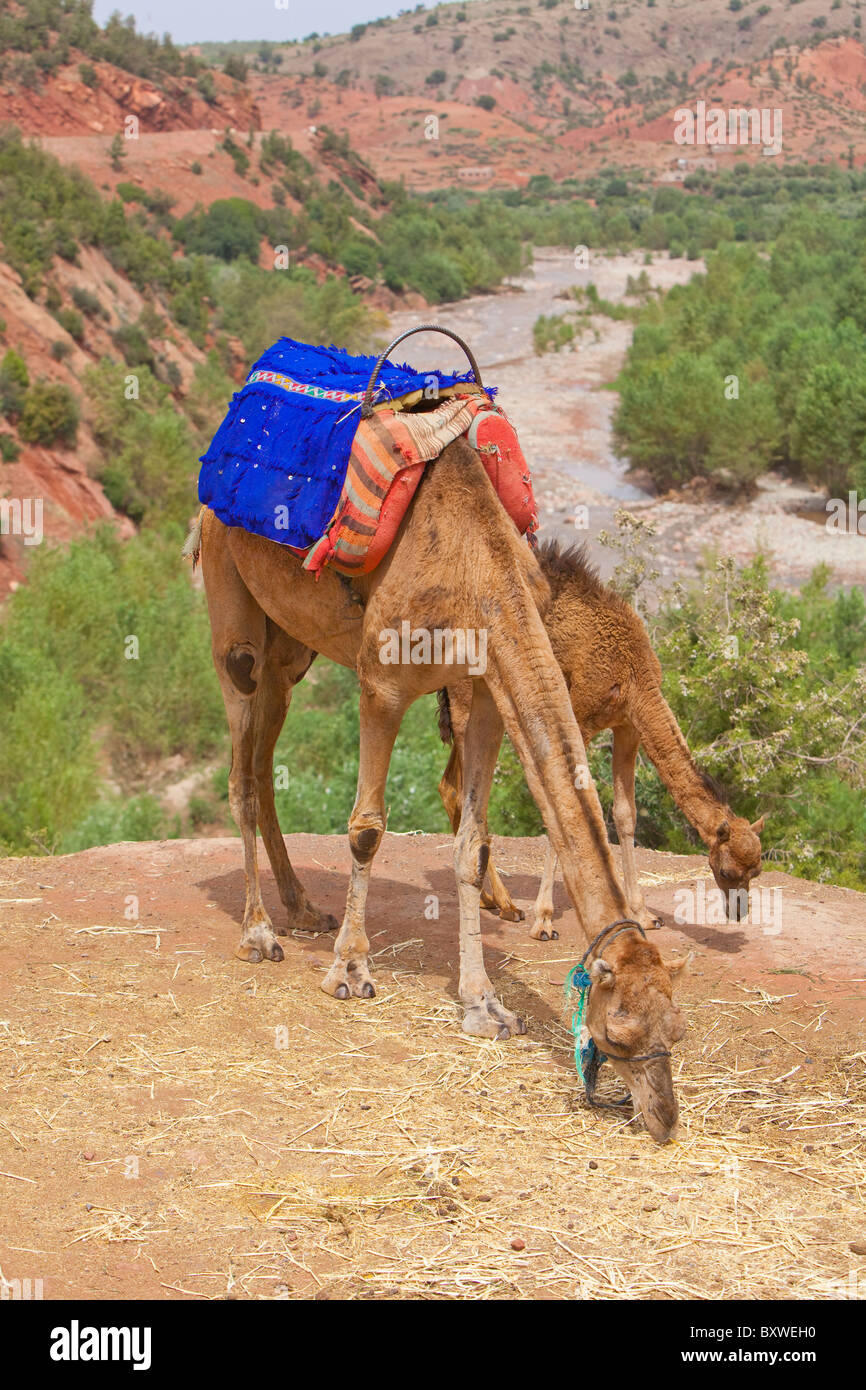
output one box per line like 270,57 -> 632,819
390,250 -> 866,595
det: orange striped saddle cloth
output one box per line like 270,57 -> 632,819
301,394 -> 538,577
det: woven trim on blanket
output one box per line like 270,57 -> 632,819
302,395 -> 537,576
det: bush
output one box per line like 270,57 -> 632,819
0,348 -> 29,418
78,62 -> 99,88
56,307 -> 85,341
426,69 -> 447,86
50,339 -> 72,360
0,432 -> 20,461
197,71 -> 217,104
18,381 -> 79,447
178,197 -> 261,262
475,93 -> 496,111
224,55 -> 248,82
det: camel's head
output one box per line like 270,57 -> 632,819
707,814 -> 765,919
584,931 -> 690,1144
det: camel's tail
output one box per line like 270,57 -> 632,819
436,687 -> 453,745
182,507 -> 205,569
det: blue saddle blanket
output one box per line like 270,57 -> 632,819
198,337 -> 486,549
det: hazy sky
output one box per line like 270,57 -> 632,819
92,0 -> 442,45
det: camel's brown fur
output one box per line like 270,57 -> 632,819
439,539 -> 764,939
199,444 -> 687,1142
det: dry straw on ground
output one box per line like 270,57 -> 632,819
1,894 -> 863,1301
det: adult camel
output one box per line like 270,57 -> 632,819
198,437 -> 689,1142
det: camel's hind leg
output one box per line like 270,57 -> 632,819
321,686 -> 408,1001
455,680 -> 526,1040
252,625 -> 339,936
203,522 -> 322,962
439,685 -> 524,923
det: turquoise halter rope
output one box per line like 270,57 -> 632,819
564,963 -> 596,1095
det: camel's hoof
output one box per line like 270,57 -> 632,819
463,999 -> 526,1040
529,919 -> 557,942
499,905 -> 526,923
322,960 -> 376,999
633,908 -> 663,932
235,935 -> 283,964
289,903 -> 340,936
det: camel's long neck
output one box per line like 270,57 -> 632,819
484,582 -> 630,940
628,684 -> 727,845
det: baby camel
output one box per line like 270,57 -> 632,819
439,539 -> 764,940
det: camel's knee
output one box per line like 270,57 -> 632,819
348,813 -> 385,865
454,825 -> 490,889
225,642 -> 259,695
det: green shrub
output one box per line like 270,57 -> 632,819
0,348 -> 29,418
56,306 -> 85,341
197,71 -> 217,104
71,286 -> 104,317
18,381 -> 79,447
0,432 -> 20,461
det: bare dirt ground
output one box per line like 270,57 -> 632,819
1,833 -> 863,1301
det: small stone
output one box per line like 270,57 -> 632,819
849,1241 -> 866,1256
478,1193 -> 492,1202
739,1123 -> 751,1133
643,1202 -> 659,1212
82,1151 -> 94,1161
510,1237 -> 526,1251
588,1160 -> 598,1170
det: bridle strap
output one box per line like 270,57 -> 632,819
578,917 -> 646,969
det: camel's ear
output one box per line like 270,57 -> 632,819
715,819 -> 731,843
750,815 -> 765,834
664,950 -> 693,980
589,958 -> 615,988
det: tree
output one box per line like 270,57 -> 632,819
109,134 -> 126,171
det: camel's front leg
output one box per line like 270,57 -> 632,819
321,687 -> 406,1001
456,681 -> 526,1040
612,723 -> 661,931
529,839 -> 559,942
